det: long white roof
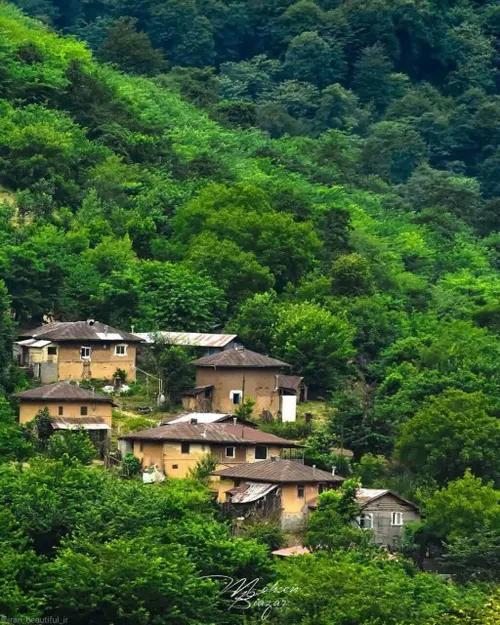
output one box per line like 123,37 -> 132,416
166,413 -> 234,425
133,332 -> 237,347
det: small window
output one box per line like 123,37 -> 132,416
172,464 -> 178,469
47,346 -> 57,355
234,479 -> 241,487
297,485 -> 305,498
58,406 -> 63,416
181,442 -> 190,454
232,392 -> 241,405
318,484 -> 328,494
255,445 -> 267,460
391,511 -> 403,526
114,344 -> 127,356
80,406 -> 88,416
226,446 -> 235,458
358,513 -> 374,530
80,346 -> 91,359
225,492 -> 232,502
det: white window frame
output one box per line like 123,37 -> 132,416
114,344 -> 127,356
80,346 -> 91,360
391,511 -> 404,526
230,390 -> 242,405
225,446 -> 235,458
357,513 -> 374,530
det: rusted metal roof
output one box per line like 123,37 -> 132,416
192,348 -> 290,369
12,381 -> 115,404
227,482 -> 279,504
51,416 -> 111,430
22,320 -> 142,343
214,459 -> 345,483
356,489 -> 419,510
120,423 -> 300,447
277,375 -> 304,391
133,332 -> 237,347
182,385 -> 214,397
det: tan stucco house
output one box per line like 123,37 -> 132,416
13,381 -> 116,455
213,459 -> 345,531
183,348 -> 305,419
119,422 -> 301,478
14,320 -> 143,383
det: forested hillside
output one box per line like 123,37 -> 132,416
2,0 -> 500,454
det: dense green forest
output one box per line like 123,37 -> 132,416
2,0 -> 500,621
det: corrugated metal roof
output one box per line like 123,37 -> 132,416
15,339 -> 53,348
22,321 -> 142,343
13,382 -> 115,403
356,489 -> 419,510
166,413 -> 234,425
214,459 -> 345,483
192,348 -> 290,369
133,332 -> 237,347
228,482 -> 279,504
51,416 -> 111,430
120,423 -> 300,447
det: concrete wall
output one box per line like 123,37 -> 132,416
195,367 -> 281,415
19,400 -> 112,426
56,342 -> 137,382
362,494 -> 420,548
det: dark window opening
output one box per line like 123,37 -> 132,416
58,406 -> 63,416
297,485 -> 305,498
172,464 -> 178,469
255,445 -> 267,460
232,392 -> 241,405
181,442 -> 190,454
47,346 -> 57,355
80,406 -> 88,416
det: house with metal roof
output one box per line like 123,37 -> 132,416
14,320 -> 143,384
12,381 -> 116,456
119,423 -> 301,478
184,347 -> 303,420
308,488 -> 420,549
212,458 -> 345,530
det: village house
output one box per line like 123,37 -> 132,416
119,423 -> 301,478
14,320 -> 143,383
213,459 -> 345,530
307,488 -> 421,549
133,331 -> 239,356
354,489 -> 420,549
12,381 -> 116,456
182,347 -> 306,421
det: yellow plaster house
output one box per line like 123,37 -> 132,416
13,381 -> 116,456
119,422 -> 301,478
213,459 -> 345,530
183,348 -> 306,420
14,320 -> 143,383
